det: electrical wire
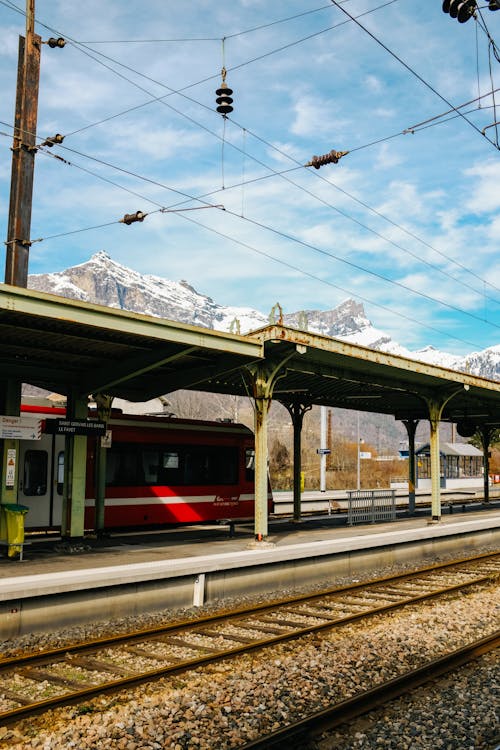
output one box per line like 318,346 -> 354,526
22,179 -> 490,350
36,11 -> 500,299
22,136 -> 500,333
5,0 -> 497,283
2,0 -> 399,139
3,60 -> 500,312
330,0 -> 500,151
229,120 -> 500,301
475,7 -> 500,146
2,0 -> 499,332
26,108 -> 500,307
78,4 -> 337,44
3,108 -> 499,321
173,210 -> 488,351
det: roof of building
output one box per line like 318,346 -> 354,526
416,442 -> 483,457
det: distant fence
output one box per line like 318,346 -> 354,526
346,489 -> 396,525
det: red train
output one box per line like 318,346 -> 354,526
17,401 -> 270,531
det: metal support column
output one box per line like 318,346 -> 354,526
61,392 -> 88,540
478,425 -> 492,504
250,352 -> 297,540
94,442 -> 107,534
281,397 -> 312,523
403,419 -> 419,515
428,401 -> 442,521
425,387 -> 467,522
93,393 -> 113,535
253,388 -> 271,540
407,419 -> 419,516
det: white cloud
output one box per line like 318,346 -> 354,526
0,0 -> 498,355
464,161 -> 500,214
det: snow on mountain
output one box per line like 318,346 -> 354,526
27,252 -> 499,380
29,251 -> 267,331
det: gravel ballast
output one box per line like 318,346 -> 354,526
0,547 -> 498,749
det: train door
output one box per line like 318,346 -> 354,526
17,433 -> 65,528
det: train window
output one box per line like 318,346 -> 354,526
153,450 -> 182,485
106,445 -> 144,486
105,443 -> 239,487
23,450 -> 48,496
142,449 -> 159,483
245,448 -> 255,482
183,446 -> 238,485
56,451 -> 64,495
163,452 -> 179,469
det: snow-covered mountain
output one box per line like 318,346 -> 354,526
28,252 -> 499,380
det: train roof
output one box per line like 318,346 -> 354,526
21,398 -> 253,436
104,411 -> 254,435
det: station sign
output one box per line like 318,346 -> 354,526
44,419 -> 106,436
0,415 -> 42,440
359,451 -> 372,459
316,448 -> 331,455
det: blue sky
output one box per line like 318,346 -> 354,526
0,0 -> 499,356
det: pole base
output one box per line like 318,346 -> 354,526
427,515 -> 442,524
247,537 -> 276,549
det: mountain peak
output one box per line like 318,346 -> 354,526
26,253 -> 499,380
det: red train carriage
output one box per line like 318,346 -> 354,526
17,403 -> 270,531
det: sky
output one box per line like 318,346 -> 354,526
0,0 -> 499,357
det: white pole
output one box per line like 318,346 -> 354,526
320,406 -> 327,492
357,411 -> 361,491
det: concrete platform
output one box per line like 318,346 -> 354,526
1,509 -> 499,639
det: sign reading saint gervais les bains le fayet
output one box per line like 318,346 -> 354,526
44,419 -> 106,436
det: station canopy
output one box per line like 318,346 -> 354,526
1,283 -> 500,428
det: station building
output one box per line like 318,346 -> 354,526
416,442 -> 483,490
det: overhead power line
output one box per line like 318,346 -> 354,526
4,109 -> 497,310
19,134 -> 500,333
330,0 -> 500,151
1,0 -> 498,340
174,210 -> 487,352
30,7 -> 497,300
77,3 -> 337,44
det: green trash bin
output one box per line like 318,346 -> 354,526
1,504 -> 29,559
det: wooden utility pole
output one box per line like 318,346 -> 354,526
4,0 -> 41,287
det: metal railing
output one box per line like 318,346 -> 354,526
346,489 -> 396,525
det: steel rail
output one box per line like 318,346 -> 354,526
1,549 -> 498,669
0,552 -> 498,725
236,630 -> 500,750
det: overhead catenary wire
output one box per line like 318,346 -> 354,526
19,177 -> 491,351
14,133 -> 500,334
4,0 -> 497,278
22,6 -> 497,300
3,0 -> 400,140
173,210 -> 488,352
77,3 -> 338,44
474,7 -> 500,146
330,0 -> 500,151
2,0 -> 497,152
1,0 -> 498,344
3,115 -> 498,311
230,120 -> 500,300
2,37 -> 500,310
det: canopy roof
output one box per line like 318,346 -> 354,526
1,284 -> 500,428
0,283 -> 262,401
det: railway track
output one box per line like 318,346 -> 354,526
237,630 -> 500,750
1,551 -> 499,727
